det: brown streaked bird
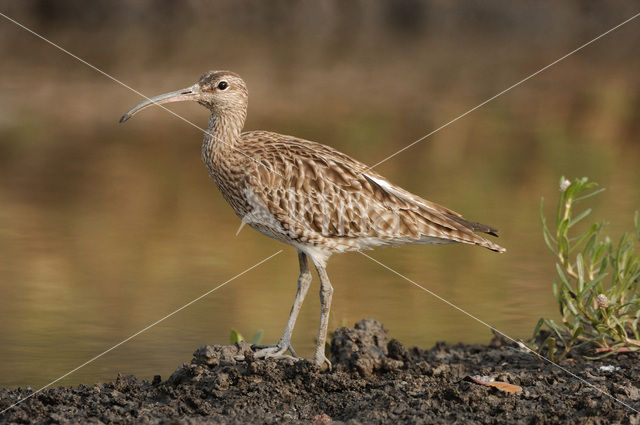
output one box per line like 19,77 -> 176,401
120,70 -> 505,368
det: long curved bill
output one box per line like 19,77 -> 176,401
119,84 -> 199,123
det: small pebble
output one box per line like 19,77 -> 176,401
599,365 -> 620,373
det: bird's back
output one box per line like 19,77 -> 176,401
227,130 -> 505,254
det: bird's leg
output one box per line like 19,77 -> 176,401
253,250 -> 311,360
275,250 -> 312,355
312,262 -> 334,369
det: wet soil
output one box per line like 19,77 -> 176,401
1,319 -> 639,424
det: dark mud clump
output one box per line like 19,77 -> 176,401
1,319 -> 639,424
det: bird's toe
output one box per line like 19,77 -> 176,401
252,343 -> 298,361
313,353 -> 332,371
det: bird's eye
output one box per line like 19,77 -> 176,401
217,81 -> 229,90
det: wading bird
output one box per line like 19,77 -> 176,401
120,71 -> 505,368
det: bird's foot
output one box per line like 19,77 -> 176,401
250,340 -> 298,361
313,352 -> 332,371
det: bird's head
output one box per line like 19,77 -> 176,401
120,70 -> 248,123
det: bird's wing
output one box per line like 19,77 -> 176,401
241,131 -> 504,252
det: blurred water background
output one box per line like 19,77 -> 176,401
0,0 -> 639,388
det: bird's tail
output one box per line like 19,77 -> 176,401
445,214 -> 505,253
445,214 -> 500,237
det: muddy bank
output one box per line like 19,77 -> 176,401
1,319 -> 639,424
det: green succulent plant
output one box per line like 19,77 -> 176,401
531,177 -> 640,361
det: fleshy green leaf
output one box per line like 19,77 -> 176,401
574,188 -> 605,203
251,329 -> 264,345
569,208 -> 592,229
230,329 -> 244,344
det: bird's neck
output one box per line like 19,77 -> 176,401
202,108 -> 247,167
